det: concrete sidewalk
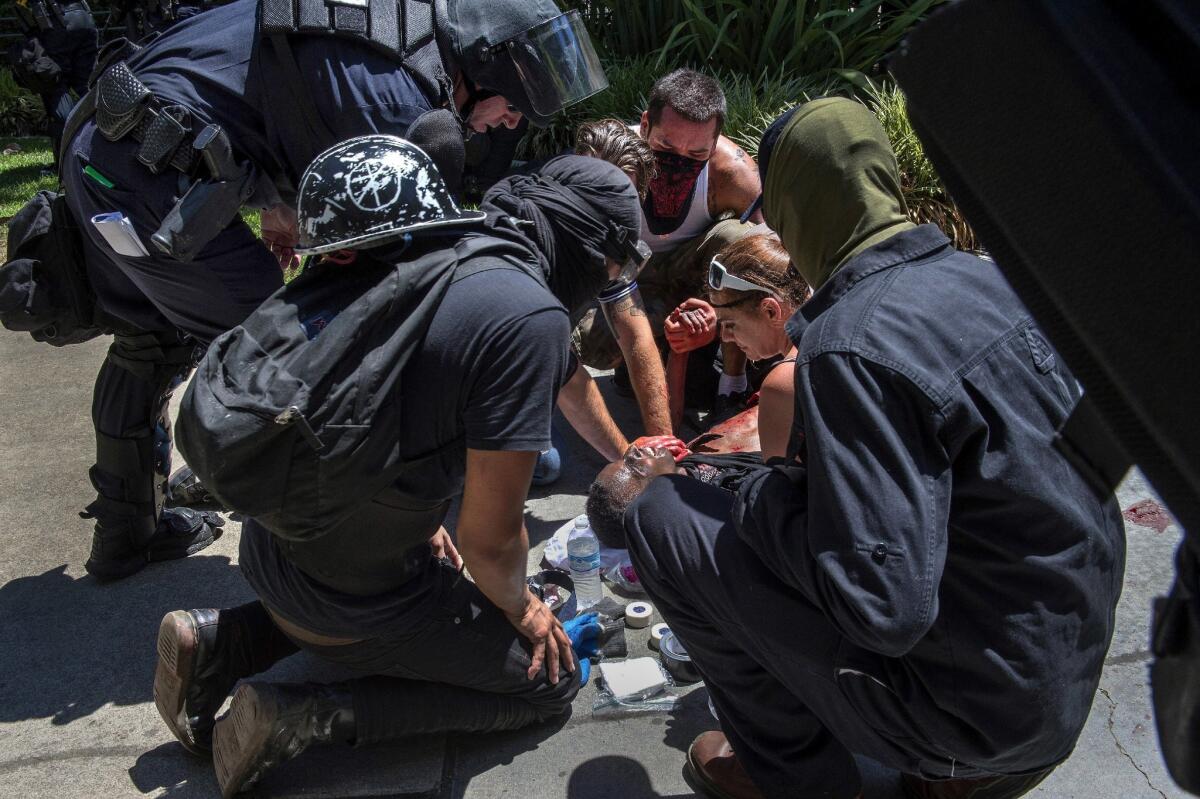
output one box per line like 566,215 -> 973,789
0,328 -> 1188,799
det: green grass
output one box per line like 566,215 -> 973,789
0,137 -> 57,219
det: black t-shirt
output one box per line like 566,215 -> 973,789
239,262 -> 570,636
678,452 -> 764,492
128,0 -> 434,206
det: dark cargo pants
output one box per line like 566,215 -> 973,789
239,526 -> 582,739
37,3 -> 97,160
624,475 -> 1056,799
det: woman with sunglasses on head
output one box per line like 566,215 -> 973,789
665,232 -> 810,461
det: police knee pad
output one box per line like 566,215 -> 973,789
90,429 -> 159,508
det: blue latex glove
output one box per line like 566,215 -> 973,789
562,612 -> 602,686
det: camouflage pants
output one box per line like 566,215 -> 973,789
572,218 -> 754,369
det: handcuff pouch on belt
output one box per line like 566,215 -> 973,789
90,60 -> 255,262
136,104 -> 190,174
95,60 -> 152,141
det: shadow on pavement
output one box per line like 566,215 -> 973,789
0,554 -> 250,726
567,755 -> 694,799
525,513 -> 570,550
447,710 -> 572,799
663,687 -> 719,754
127,742 -> 218,798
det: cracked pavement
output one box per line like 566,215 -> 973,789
0,331 -> 1192,798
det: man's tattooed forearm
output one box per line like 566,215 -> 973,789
612,295 -> 646,318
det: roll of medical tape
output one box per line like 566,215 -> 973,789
625,601 -> 654,628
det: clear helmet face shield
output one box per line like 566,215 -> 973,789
501,12 -> 608,123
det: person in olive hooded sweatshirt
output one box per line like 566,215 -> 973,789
622,97 -> 1126,799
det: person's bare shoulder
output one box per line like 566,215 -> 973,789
710,135 -> 758,182
759,360 -> 795,402
708,135 -> 762,218
756,361 -> 796,460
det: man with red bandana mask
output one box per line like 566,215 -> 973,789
572,69 -> 764,422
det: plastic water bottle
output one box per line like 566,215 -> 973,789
567,514 -> 602,609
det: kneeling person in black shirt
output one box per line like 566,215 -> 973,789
152,145 -> 648,797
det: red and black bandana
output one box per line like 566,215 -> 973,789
643,150 -> 707,235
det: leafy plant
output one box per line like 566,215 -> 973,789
520,55 -> 845,161
563,0 -> 945,87
0,70 -> 46,137
866,81 -> 978,251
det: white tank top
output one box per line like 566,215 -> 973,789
640,161 -> 714,255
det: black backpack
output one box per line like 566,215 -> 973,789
0,190 -> 107,346
175,226 -> 545,541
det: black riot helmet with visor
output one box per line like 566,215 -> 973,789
447,1 -> 608,127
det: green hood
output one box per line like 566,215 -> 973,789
762,97 -> 915,290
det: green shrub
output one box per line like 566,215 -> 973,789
563,0 -> 945,87
520,55 -> 845,160
866,82 -> 978,252
0,71 -> 46,137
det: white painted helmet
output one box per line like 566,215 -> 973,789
295,135 -> 485,255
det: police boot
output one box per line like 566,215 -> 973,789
84,502 -> 224,580
82,495 -> 159,580
213,681 -> 355,798
154,601 -> 300,755
166,465 -> 223,509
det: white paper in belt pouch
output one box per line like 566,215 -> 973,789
91,212 -> 150,258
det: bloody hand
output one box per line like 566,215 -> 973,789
664,298 -> 718,354
260,204 -> 302,272
632,435 -> 691,461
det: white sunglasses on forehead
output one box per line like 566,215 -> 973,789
707,257 -> 776,295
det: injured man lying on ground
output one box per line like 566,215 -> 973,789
585,407 -> 767,551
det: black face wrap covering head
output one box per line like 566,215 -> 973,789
481,155 -> 643,317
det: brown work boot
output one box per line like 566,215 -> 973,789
900,767 -> 1056,799
213,681 -> 353,797
685,731 -> 766,799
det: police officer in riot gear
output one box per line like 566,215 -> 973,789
6,0 -> 96,161
51,0 -> 608,580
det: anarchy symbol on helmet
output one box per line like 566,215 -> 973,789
346,154 -> 415,211
295,135 -> 487,255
